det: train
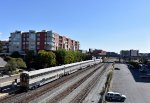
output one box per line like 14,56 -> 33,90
20,59 -> 102,91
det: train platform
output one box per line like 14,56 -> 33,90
0,74 -> 20,83
0,82 -> 19,99
0,75 -> 9,79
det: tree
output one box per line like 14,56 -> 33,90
55,49 -> 67,65
82,53 -> 87,60
5,57 -> 27,74
47,51 -> 56,66
26,50 -> 35,61
84,54 -> 92,60
11,51 -> 21,58
16,58 -> 27,69
64,50 -> 75,64
25,50 -> 35,68
74,51 -> 85,62
55,49 -> 90,65
139,57 -> 148,64
36,50 -> 56,68
73,51 -> 80,62
36,50 -> 47,68
5,58 -> 17,74
0,41 -> 2,53
4,56 -> 12,61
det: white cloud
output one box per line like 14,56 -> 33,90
0,32 -> 2,35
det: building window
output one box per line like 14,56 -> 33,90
37,33 -> 40,36
37,38 -> 40,41
23,38 -> 26,41
29,34 -> 36,40
37,42 -> 40,45
47,42 -> 54,45
37,46 -> 40,49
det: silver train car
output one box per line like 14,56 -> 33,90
20,59 -> 101,90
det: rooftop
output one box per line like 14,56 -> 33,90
0,57 -> 7,67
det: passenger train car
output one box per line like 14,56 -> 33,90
20,59 -> 101,90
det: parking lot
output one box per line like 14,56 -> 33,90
109,63 -> 150,103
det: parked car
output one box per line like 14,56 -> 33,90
140,74 -> 150,78
127,64 -> 134,69
105,92 -> 126,102
139,64 -> 148,73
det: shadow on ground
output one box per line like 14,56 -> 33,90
105,99 -> 125,102
127,65 -> 150,83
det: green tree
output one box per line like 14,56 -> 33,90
4,56 -> 12,61
25,50 -> 35,68
73,51 -> 79,62
0,41 -> 2,53
5,58 -> 17,74
36,50 -> 56,68
26,50 -> 35,61
55,49 -> 90,65
55,49 -> 67,65
11,51 -> 21,58
64,50 -> 75,64
84,54 -> 92,60
16,58 -> 27,69
37,50 -> 47,68
47,51 -> 56,66
139,57 -> 148,64
74,51 -> 85,62
5,57 -> 27,74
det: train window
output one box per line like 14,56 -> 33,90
29,67 -> 65,79
20,73 -> 29,82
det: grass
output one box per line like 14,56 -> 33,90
105,70 -> 113,91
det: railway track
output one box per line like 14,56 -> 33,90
70,63 -> 110,103
46,63 -> 110,103
0,63 -> 103,103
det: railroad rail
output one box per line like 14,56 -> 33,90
46,63 -> 107,103
70,63 -> 110,103
0,63 -> 103,103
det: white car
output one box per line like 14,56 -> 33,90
105,92 -> 126,102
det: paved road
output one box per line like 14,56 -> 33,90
110,63 -> 150,103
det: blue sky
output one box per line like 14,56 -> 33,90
0,0 -> 150,53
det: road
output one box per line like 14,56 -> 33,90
110,63 -> 150,103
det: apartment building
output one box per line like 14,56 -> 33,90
22,30 -> 36,53
54,33 -> 79,51
120,50 -> 130,57
130,49 -> 139,57
9,31 -> 22,53
120,49 -> 139,57
0,41 -> 9,53
9,30 -> 80,53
